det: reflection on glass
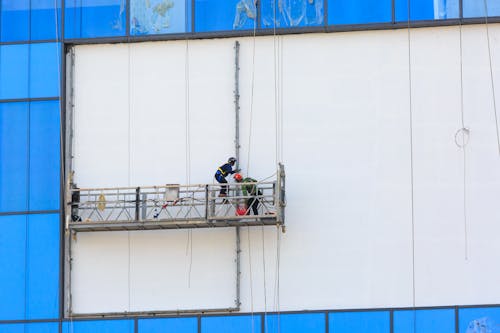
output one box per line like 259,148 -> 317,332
0,0 -> 29,42
64,0 -> 126,38
262,0 -> 324,28
466,317 -> 500,333
195,0 -> 255,32
233,0 -> 256,29
131,0 -> 186,35
463,0 -> 500,18
395,0 -> 459,21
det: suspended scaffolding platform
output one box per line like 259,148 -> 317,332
66,164 -> 285,232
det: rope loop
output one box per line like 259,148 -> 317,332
455,127 -> 471,148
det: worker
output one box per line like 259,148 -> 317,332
234,173 -> 261,215
215,157 -> 238,197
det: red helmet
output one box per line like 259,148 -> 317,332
234,173 -> 243,181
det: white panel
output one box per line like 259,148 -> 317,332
73,44 -> 130,187
71,24 -> 500,314
72,229 -> 236,313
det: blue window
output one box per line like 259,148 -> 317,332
329,311 -> 390,333
0,44 -> 29,100
25,214 -> 60,319
0,102 -> 29,213
0,214 -> 60,320
0,322 -> 59,333
463,0 -> 500,18
459,307 -> 500,333
195,0 -> 257,32
131,0 -> 188,35
265,313 -> 325,333
0,215 -> 27,320
63,319 -> 135,333
202,315 -> 262,333
30,43 -> 61,98
31,0 -> 62,40
0,0 -> 30,42
394,309 -> 455,333
261,0 -> 324,29
139,317 -> 197,333
64,0 -> 126,39
328,0 -> 391,25
29,101 -> 61,211
395,0 -> 459,21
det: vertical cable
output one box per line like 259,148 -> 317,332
261,225 -> 268,332
127,42 -> 132,313
406,0 -> 417,331
273,227 -> 281,333
184,28 -> 193,288
457,21 -> 469,260
246,0 -> 258,175
247,226 -> 255,333
482,0 -> 500,155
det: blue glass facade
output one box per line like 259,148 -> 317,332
0,0 -> 499,330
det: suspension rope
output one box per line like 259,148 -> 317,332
184,24 -> 194,288
245,1 -> 259,175
482,0 -> 500,155
406,1 -> 417,331
273,226 -> 282,333
457,20 -> 469,260
126,41 -> 133,313
261,225 -> 268,328
247,226 -> 255,333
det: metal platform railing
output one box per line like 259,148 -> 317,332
67,165 -> 285,232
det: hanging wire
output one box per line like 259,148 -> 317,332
184,14 -> 194,287
245,0 -> 259,175
273,226 -> 282,333
457,18 -> 469,261
126,41 -> 133,313
247,226 -> 256,333
261,225 -> 268,331
481,0 -> 500,155
405,0 -> 417,331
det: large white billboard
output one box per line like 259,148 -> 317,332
69,25 -> 500,314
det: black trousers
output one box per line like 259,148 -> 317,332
215,174 -> 228,195
246,196 -> 259,215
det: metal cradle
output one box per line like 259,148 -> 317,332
66,164 -> 286,232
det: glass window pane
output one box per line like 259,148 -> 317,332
328,0 -> 391,24
26,214 -> 60,319
195,0 -> 257,32
463,0 -> 500,18
63,320 -> 135,333
30,43 -> 61,98
139,317 -> 197,333
394,309 -> 455,333
395,0 -> 459,21
31,0 -> 62,40
0,322 -> 59,333
29,101 -> 61,211
64,0 -> 126,39
202,315 -> 262,333
0,0 -> 29,42
329,311 -> 390,333
0,102 -> 29,213
131,0 -> 187,35
459,307 -> 500,333
0,44 -> 29,99
0,215 -> 26,320
265,313 -> 325,333
261,0 -> 324,29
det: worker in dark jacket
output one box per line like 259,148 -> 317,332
234,173 -> 261,215
215,157 -> 238,197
